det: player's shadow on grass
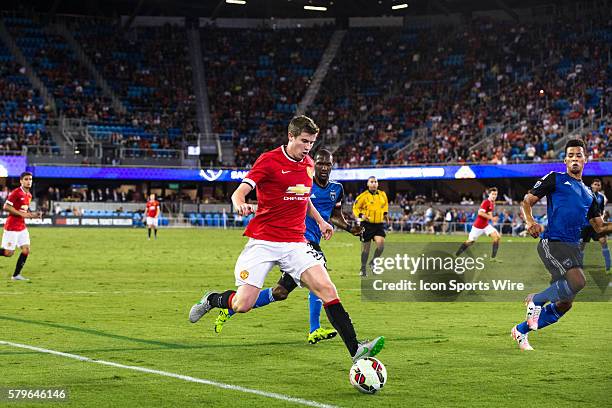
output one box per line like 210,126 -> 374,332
0,315 -> 447,354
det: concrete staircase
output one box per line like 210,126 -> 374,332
296,29 -> 346,115
187,26 -> 219,161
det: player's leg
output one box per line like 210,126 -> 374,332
153,218 -> 158,239
1,230 -> 16,259
487,227 -> 501,259
456,227 -> 480,255
360,240 -> 371,277
518,240 -> 582,332
455,240 -> 474,256
215,272 -> 297,333
13,244 -> 30,279
370,235 -> 385,267
300,265 -> 384,360
599,236 -> 610,272
307,290 -> 338,344
147,218 -> 152,239
189,240 -> 275,323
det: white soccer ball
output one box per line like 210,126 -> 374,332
349,357 -> 387,394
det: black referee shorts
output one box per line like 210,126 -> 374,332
361,221 -> 386,242
537,239 -> 583,282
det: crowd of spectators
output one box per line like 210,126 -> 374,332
310,16 -> 612,167
201,25 -> 334,167
1,12 -> 611,165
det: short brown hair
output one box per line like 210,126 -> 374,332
288,115 -> 319,137
20,171 -> 32,180
488,187 -> 498,193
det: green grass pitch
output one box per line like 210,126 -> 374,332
0,228 -> 610,407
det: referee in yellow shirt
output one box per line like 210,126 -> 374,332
352,176 -> 389,277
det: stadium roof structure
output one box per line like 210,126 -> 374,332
7,0 -> 565,19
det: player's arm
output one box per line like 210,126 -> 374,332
308,199 -> 333,240
522,172 -> 555,238
231,183 -> 255,216
477,208 -> 495,220
330,206 -> 363,236
588,198 -> 612,234
382,191 -> 390,224
3,202 -> 38,218
352,193 -> 366,221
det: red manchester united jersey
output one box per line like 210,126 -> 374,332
4,187 -> 32,232
473,199 -> 494,229
146,200 -> 160,217
242,146 -> 315,242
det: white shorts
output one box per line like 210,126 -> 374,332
468,224 -> 497,241
146,217 -> 158,227
2,229 -> 30,250
234,239 -> 325,288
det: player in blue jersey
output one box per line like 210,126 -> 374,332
213,149 -> 364,344
579,179 -> 610,272
511,139 -> 612,350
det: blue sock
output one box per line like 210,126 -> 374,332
516,303 -> 566,334
228,288 -> 275,316
308,291 -> 322,333
532,279 -> 574,305
602,245 -> 611,270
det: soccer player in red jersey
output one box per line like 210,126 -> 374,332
455,187 -> 501,259
145,193 -> 160,240
189,115 -> 384,362
2,172 -> 41,281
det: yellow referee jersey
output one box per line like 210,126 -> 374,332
352,189 -> 389,224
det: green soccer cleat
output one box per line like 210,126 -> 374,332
214,309 -> 230,334
352,336 -> 385,362
307,327 -> 338,344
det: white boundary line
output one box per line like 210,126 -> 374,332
0,340 -> 339,408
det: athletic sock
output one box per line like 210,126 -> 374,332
492,242 -> 499,258
532,279 -> 575,304
207,290 -> 236,309
516,303 -> 566,334
456,243 -> 469,256
371,246 -> 384,263
154,229 -> 157,239
13,253 -> 28,277
227,288 -> 275,317
602,245 -> 611,271
360,250 -> 369,271
148,229 -> 151,238
324,299 -> 358,356
308,291 -> 322,333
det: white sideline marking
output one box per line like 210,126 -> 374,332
0,340 -> 338,408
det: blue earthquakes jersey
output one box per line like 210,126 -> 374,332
304,180 -> 344,244
530,172 -> 601,244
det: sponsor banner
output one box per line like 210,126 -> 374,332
0,217 -> 53,225
0,217 -> 133,227
27,161 -> 612,182
0,156 -> 27,177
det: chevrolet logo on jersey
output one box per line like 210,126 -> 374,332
285,184 -> 311,200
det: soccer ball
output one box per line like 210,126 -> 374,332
349,357 -> 387,394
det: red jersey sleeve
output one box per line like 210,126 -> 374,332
5,189 -> 20,207
242,153 -> 270,189
480,200 -> 491,213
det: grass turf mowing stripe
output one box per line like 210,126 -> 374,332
0,340 -> 338,408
